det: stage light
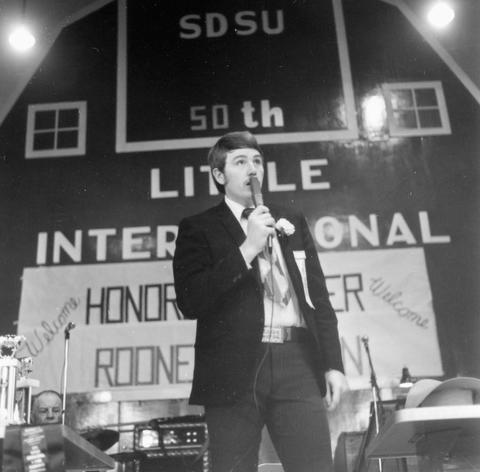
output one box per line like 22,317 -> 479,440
138,428 -> 160,449
8,25 -> 36,52
135,417 -> 207,455
362,94 -> 387,140
363,95 -> 385,129
427,2 -> 455,28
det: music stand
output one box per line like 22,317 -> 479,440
366,405 -> 480,472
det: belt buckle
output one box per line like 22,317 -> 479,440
262,327 -> 284,343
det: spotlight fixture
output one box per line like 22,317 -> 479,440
427,2 -> 455,28
362,94 -> 387,140
7,0 -> 36,53
8,25 -> 36,52
399,366 -> 414,388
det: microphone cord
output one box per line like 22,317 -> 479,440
253,246 -> 275,411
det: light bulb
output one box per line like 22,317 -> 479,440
8,25 -> 36,52
427,2 -> 455,28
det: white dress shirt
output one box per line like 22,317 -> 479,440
224,197 -> 305,328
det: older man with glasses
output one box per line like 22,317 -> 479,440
31,390 -> 63,425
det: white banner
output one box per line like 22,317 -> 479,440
321,248 -> 443,389
17,260 -> 195,401
17,248 -> 443,400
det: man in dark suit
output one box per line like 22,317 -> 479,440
173,131 -> 347,472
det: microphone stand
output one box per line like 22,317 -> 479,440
61,327 -> 72,425
361,336 -> 384,472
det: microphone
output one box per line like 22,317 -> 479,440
64,322 -> 76,335
249,176 -> 272,250
249,176 -> 264,206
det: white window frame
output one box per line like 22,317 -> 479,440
25,101 -> 87,158
382,81 -> 451,137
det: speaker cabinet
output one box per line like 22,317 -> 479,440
139,454 -> 208,472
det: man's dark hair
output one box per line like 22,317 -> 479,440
208,131 -> 263,194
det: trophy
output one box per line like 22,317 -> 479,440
0,335 -> 26,426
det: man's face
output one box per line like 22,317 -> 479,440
213,148 -> 264,207
32,392 -> 62,424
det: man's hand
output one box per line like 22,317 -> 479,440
240,205 -> 275,263
324,369 -> 349,411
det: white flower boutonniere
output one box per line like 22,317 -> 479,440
275,218 -> 295,236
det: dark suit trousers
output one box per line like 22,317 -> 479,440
205,341 -> 333,472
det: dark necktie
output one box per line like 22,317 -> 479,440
241,208 -> 291,306
241,208 -> 254,220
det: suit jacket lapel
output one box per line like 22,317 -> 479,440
214,200 -> 245,247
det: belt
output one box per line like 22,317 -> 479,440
261,326 -> 309,344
